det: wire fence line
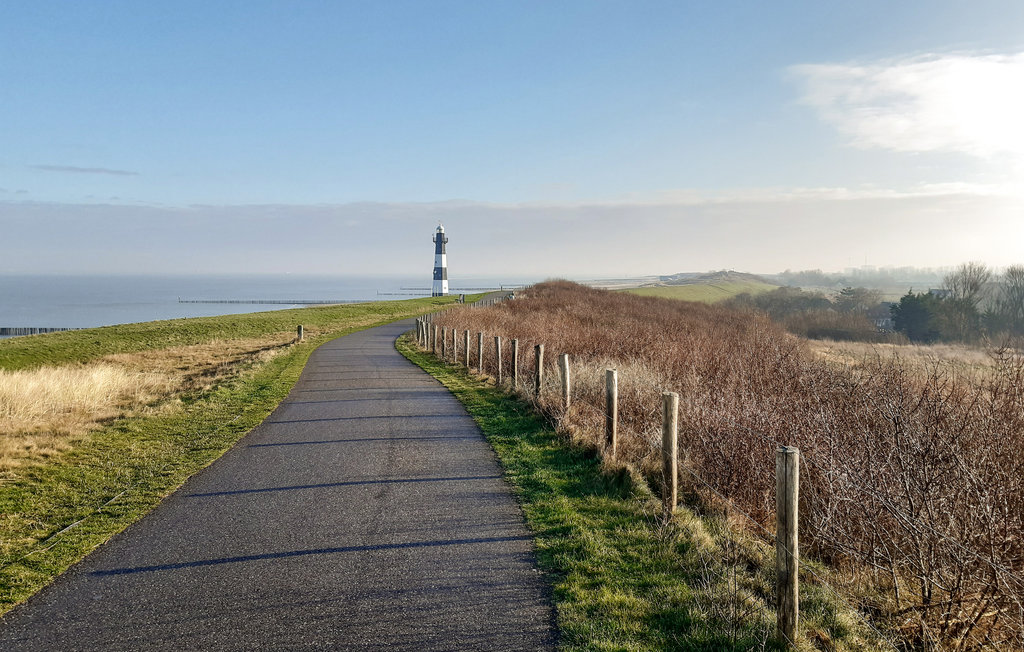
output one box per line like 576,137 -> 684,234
416,295 -> 1024,650
416,312 -> 893,647
682,462 -> 901,651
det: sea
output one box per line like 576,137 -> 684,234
0,274 -> 531,338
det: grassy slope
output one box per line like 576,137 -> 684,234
397,336 -> 881,652
0,299 -> 460,371
625,281 -> 777,303
0,296 -> 467,615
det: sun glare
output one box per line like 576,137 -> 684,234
794,52 -> 1024,190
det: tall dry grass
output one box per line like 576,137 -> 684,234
433,281 -> 1024,650
0,335 -> 293,471
0,364 -> 171,464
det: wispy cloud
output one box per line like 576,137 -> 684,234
31,164 -> 139,176
791,52 -> 1024,161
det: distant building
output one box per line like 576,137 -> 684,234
928,288 -> 952,299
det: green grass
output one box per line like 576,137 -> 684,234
0,296 -> 470,615
0,297 -> 465,371
624,281 -> 777,304
398,335 -> 887,651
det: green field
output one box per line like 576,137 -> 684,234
624,280 -> 778,303
0,296 -> 466,615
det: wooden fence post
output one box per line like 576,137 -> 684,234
432,325 -> 438,354
534,344 -> 544,395
512,339 -> 519,390
662,392 -> 678,519
464,330 -> 470,367
494,336 -> 502,385
452,326 -> 458,362
441,327 -> 447,358
606,369 -> 618,458
559,353 -> 570,409
297,324 -> 303,341
776,446 -> 800,646
477,332 -> 484,374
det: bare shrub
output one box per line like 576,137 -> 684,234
432,281 -> 1024,649
782,309 -> 885,342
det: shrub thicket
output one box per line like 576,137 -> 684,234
434,281 -> 1024,650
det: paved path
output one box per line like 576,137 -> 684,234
0,319 -> 555,650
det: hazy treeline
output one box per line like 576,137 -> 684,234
724,286 -> 888,341
734,262 -> 1024,344
893,262 -> 1024,343
771,266 -> 946,289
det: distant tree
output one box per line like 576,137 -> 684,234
891,292 -> 943,343
987,264 -> 1024,336
835,287 -> 882,313
941,262 -> 992,341
737,286 -> 831,319
943,262 -> 992,308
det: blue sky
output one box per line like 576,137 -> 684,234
2,1 -> 1022,276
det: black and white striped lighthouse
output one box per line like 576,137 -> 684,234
431,223 -> 449,297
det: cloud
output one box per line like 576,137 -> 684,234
2,191 -> 1022,277
31,164 -> 139,176
791,52 -> 1024,160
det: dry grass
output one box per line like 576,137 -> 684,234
435,281 -> 1024,650
101,335 -> 293,393
0,364 -> 172,464
0,335 -> 293,471
808,338 -> 997,376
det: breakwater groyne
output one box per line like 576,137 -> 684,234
0,327 -> 81,336
177,299 -> 360,305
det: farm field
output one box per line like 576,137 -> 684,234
0,295 -> 463,615
624,273 -> 778,303
625,280 -> 776,303
430,281 -> 1024,650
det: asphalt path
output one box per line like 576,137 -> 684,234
0,318 -> 555,650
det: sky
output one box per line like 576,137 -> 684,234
2,1 -> 1022,278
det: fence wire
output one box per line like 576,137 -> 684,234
417,325 -> 1023,649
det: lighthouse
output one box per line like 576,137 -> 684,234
432,223 -> 449,296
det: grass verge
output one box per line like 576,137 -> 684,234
0,296 -> 468,616
397,334 -> 886,651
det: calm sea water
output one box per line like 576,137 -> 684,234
0,274 -> 528,335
